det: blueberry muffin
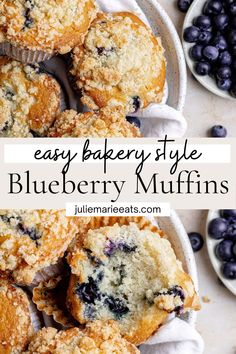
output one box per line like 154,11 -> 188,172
0,0 -> 97,63
0,210 -> 88,285
71,12 -> 166,113
0,276 -> 33,353
48,107 -> 141,138
66,223 -> 200,345
0,57 -> 61,137
25,321 -> 139,354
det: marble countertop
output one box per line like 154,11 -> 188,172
155,1 -> 236,353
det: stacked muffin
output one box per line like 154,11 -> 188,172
0,1 -> 166,138
0,212 -> 200,352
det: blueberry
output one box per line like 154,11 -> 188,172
17,223 -> 41,243
104,240 -> 117,257
228,29 -> 236,45
189,44 -> 203,60
126,117 -> 141,129
203,45 -> 219,61
24,8 -> 33,29
204,0 -> 223,15
184,26 -> 200,42
214,14 -> 229,30
217,77 -> 232,90
96,47 -> 115,56
211,35 -> 228,51
231,16 -> 236,28
225,221 -> 236,240
215,239 -> 234,261
233,243 -> 236,258
118,242 -> 137,253
132,96 -> 141,112
76,277 -> 100,304
177,0 -> 193,12
229,2 -> 236,14
194,15 -> 212,29
218,51 -> 232,65
217,66 -> 232,79
222,262 -> 236,279
211,125 -> 227,137
195,61 -> 211,75
208,217 -> 228,238
198,30 -> 212,44
105,296 -> 129,318
230,82 -> 236,97
188,232 -> 204,252
221,210 -> 236,218
231,44 -> 236,55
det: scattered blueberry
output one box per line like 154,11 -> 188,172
195,61 -> 211,75
231,16 -> 236,29
188,232 -> 204,252
233,243 -> 236,258
177,0 -> 193,12
208,217 -> 228,238
211,125 -> 227,137
228,29 -> 236,45
222,262 -> 236,279
194,15 -> 212,29
229,2 -> 236,15
215,239 -> 234,261
126,117 -> 141,129
203,45 -> 219,61
190,44 -> 204,60
76,277 -> 100,304
184,26 -> 200,42
231,44 -> 236,55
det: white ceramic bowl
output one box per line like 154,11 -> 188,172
182,0 -> 235,100
137,0 -> 187,111
206,210 -> 236,296
157,210 -> 199,327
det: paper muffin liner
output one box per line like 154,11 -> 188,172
33,274 -> 77,328
0,42 -> 53,63
31,259 -> 66,287
28,298 -> 43,332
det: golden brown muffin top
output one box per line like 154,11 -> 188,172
0,0 -> 97,54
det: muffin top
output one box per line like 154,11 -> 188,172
48,107 -> 141,138
25,321 -> 139,354
0,276 -> 33,353
0,57 -> 61,137
72,12 -> 166,113
0,0 -> 97,54
66,223 -> 200,344
0,210 -> 86,285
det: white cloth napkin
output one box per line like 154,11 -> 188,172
140,317 -> 204,354
96,0 -> 188,137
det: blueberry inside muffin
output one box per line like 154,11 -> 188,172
67,223 -> 200,344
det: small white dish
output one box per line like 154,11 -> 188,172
206,210 -> 236,296
182,0 -> 235,100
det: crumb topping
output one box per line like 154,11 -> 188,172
48,107 -> 141,138
72,12 -> 166,112
0,58 -> 60,137
0,0 -> 97,53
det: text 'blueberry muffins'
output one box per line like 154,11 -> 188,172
0,0 -> 97,63
0,276 -> 33,353
72,12 -> 166,113
0,210 -> 89,285
48,106 -> 141,138
25,321 -> 139,354
67,223 -> 200,345
0,57 -> 61,137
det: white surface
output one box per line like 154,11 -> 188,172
206,210 -> 236,296
158,0 -> 236,138
178,210 -> 236,354
182,0 -> 234,100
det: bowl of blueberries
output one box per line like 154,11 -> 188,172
182,0 -> 236,99
207,209 -> 236,295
